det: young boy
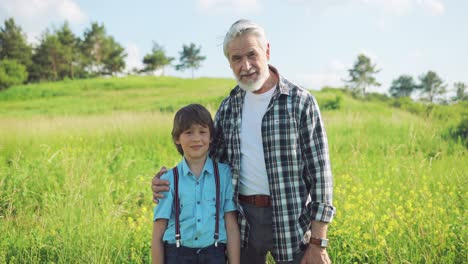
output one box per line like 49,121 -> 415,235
152,104 -> 240,264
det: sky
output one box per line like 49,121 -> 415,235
1,0 -> 467,94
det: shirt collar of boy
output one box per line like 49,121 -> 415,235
181,156 -> 214,177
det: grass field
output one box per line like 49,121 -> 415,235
0,76 -> 466,263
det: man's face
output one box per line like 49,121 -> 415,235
227,34 -> 270,92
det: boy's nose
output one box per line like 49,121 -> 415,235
192,133 -> 201,141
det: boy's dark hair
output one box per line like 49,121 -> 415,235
172,104 -> 214,155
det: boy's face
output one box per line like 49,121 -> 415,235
176,123 -> 211,162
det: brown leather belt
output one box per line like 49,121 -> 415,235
238,194 -> 272,207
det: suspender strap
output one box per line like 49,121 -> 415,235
172,166 -> 181,248
172,162 -> 221,248
213,161 -> 220,247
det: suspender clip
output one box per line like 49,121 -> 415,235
214,232 -> 219,247
175,234 -> 181,248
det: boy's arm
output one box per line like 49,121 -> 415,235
152,219 -> 168,264
224,211 -> 240,264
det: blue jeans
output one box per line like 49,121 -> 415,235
164,243 -> 226,264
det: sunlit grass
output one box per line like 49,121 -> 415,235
0,77 -> 466,263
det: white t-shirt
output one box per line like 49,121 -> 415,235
239,86 -> 276,195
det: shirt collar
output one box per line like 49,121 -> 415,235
272,65 -> 290,96
180,156 -> 214,177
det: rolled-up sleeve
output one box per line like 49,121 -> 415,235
220,164 -> 237,213
300,96 -> 336,223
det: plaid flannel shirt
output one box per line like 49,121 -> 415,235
211,65 -> 335,262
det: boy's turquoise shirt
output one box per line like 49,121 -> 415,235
153,156 -> 237,248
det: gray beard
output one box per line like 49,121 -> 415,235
236,70 -> 269,93
238,80 -> 263,92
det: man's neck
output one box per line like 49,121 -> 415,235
253,68 -> 279,94
185,155 -> 207,178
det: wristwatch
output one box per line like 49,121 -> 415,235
309,237 -> 329,248
301,230 -> 329,249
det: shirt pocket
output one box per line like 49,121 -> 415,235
178,200 -> 195,222
273,114 -> 299,150
202,185 -> 218,218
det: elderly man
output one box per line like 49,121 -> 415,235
152,19 -> 335,264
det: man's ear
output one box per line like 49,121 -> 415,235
266,42 -> 271,60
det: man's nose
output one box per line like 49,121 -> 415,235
241,58 -> 251,70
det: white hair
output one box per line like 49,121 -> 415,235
223,19 -> 268,58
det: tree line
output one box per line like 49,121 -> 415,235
344,54 -> 466,103
1,17 -> 465,104
0,18 -> 206,90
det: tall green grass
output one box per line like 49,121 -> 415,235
0,77 -> 466,263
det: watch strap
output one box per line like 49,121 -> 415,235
309,237 -> 329,248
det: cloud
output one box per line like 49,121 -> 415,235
125,43 -> 143,71
0,0 -> 87,41
296,51 -> 383,90
375,0 -> 413,15
408,49 -> 424,62
365,0 -> 445,15
295,59 -> 349,89
287,0 -> 445,16
197,0 -> 260,14
417,0 -> 444,15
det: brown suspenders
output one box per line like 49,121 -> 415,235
172,161 -> 221,248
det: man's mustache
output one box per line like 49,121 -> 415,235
240,68 -> 257,76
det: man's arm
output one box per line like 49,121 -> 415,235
151,167 -> 169,203
151,219 -> 167,264
301,221 -> 331,264
299,95 -> 335,264
299,94 -> 335,222
225,211 -> 240,264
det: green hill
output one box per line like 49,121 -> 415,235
0,76 -> 237,117
0,76 -> 466,263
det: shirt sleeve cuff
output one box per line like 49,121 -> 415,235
309,202 -> 336,223
223,199 -> 237,213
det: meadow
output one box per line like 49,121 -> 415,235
0,76 -> 466,263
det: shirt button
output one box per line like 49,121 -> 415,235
197,201 -> 200,204
196,182 -> 199,185
195,237 -> 198,240
197,219 -> 201,222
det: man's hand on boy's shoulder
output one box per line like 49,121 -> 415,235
152,166 -> 170,203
